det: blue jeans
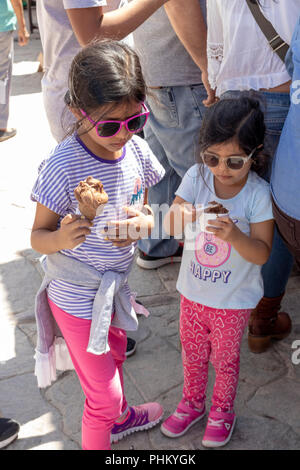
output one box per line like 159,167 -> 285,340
221,90 -> 294,298
138,84 -> 207,257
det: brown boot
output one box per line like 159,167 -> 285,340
248,294 -> 292,353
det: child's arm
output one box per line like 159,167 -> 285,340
31,203 -> 93,255
206,217 -> 274,265
66,0 -> 170,46
163,196 -> 198,237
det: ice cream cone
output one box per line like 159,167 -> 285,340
74,176 -> 108,221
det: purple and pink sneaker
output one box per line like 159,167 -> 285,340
111,403 -> 163,443
202,407 -> 236,448
160,399 -> 206,438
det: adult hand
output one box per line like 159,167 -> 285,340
201,70 -> 218,107
18,26 -> 30,46
57,214 -> 93,250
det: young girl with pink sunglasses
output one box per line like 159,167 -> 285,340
30,39 -> 165,450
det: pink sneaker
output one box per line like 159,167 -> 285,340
202,408 -> 236,448
160,399 -> 206,438
111,403 -> 163,443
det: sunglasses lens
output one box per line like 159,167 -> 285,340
202,152 -> 247,170
227,157 -> 245,170
127,114 -> 147,133
97,122 -> 121,137
202,153 -> 219,167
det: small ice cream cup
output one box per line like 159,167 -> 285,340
200,211 -> 230,233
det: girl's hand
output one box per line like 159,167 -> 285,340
57,214 -> 93,250
205,216 -> 239,243
207,218 -> 274,265
103,206 -> 154,247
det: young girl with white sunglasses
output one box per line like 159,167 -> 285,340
162,96 -> 274,447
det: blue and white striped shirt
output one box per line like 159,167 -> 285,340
31,133 -> 165,319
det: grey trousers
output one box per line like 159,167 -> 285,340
0,30 -> 14,129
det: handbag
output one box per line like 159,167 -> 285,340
246,0 -> 289,62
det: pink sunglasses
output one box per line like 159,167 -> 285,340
80,103 -> 150,138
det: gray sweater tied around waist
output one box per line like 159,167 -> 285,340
34,252 -> 144,388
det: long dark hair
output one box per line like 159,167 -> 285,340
198,95 -> 270,177
63,39 -> 147,135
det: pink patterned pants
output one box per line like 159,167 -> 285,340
180,295 -> 251,412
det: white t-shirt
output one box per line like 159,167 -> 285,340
207,0 -> 300,96
175,165 -> 273,310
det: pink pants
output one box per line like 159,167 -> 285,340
48,299 -> 127,450
180,296 -> 251,412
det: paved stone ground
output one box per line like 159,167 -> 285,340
1,25 -> 300,451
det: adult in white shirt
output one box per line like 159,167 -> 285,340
37,0 -> 170,143
206,0 -> 300,353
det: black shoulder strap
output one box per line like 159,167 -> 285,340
246,0 -> 289,62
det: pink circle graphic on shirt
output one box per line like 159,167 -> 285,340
195,231 -> 231,268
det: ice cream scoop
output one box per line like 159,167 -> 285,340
74,176 -> 108,221
200,201 -> 229,232
204,201 -> 229,215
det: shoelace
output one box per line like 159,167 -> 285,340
208,418 -> 225,428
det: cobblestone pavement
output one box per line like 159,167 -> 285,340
0,27 -> 300,451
